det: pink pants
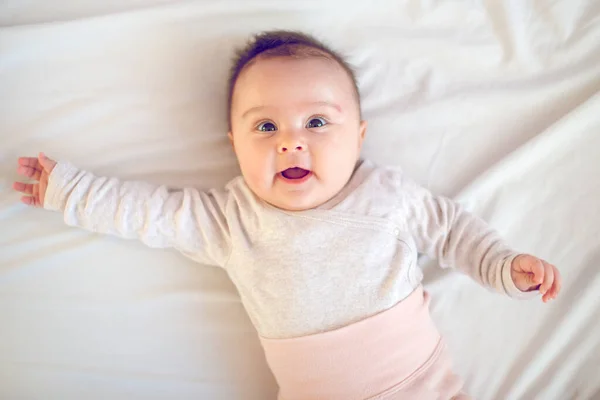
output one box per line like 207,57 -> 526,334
260,286 -> 470,400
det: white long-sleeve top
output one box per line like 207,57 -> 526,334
44,159 -> 526,339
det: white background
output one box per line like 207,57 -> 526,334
1,1 -> 599,399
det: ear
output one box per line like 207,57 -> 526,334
228,131 -> 235,151
358,120 -> 368,147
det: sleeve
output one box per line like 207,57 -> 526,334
43,161 -> 232,267
398,174 -> 537,299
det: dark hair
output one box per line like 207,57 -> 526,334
227,30 -> 361,131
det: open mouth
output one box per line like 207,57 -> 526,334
280,167 -> 311,180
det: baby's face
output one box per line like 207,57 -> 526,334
229,57 -> 367,211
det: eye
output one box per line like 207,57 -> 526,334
306,117 -> 327,129
257,121 -> 277,132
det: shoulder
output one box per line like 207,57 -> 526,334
223,175 -> 262,205
220,175 -> 271,226
224,175 -> 247,193
356,160 -> 414,195
323,160 -> 411,216
347,160 -> 434,215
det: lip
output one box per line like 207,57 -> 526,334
277,170 -> 313,185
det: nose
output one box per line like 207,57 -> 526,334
277,132 -> 307,154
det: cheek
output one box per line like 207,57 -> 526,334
314,131 -> 359,162
235,139 -> 273,180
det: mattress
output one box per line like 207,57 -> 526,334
1,0 -> 599,399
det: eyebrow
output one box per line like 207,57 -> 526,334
241,101 -> 342,119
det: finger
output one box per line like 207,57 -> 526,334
18,157 -> 41,169
516,269 -> 539,291
540,261 -> 555,301
17,165 -> 42,180
33,184 -> 39,203
39,177 -> 47,207
38,152 -> 57,173
530,258 -> 545,285
21,196 -> 37,207
546,281 -> 558,301
518,256 -> 544,283
34,183 -> 45,208
22,194 -> 42,207
13,182 -> 35,195
549,266 -> 562,299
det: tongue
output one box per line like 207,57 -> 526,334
282,168 -> 309,179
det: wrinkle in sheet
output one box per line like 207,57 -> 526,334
1,1 -> 599,399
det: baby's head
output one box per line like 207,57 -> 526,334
227,30 -> 367,211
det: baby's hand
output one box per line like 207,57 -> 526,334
13,153 -> 57,207
511,254 -> 561,302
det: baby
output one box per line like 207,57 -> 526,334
13,31 -> 561,399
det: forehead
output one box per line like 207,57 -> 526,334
231,57 -> 357,114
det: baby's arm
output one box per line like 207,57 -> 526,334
399,173 -> 561,302
13,154 -> 231,266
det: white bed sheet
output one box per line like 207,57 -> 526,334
1,1 -> 599,399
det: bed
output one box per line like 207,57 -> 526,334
1,0 -> 599,399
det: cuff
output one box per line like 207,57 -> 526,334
44,161 -> 80,212
501,254 -> 540,300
